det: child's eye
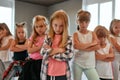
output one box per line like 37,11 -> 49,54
35,26 -> 38,28
40,25 -> 44,28
60,25 -> 63,28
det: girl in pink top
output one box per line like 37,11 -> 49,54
19,15 -> 48,80
41,10 -> 73,80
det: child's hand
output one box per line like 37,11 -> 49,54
74,43 -> 80,49
49,48 -> 65,56
43,44 -> 51,49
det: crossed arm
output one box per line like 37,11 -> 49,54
95,45 -> 114,62
73,32 -> 100,51
10,39 -> 28,52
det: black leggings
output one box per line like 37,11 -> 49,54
47,75 -> 67,80
18,59 -> 42,80
100,78 -> 112,80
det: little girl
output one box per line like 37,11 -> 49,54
10,22 -> 28,61
40,10 -> 73,80
0,23 -> 13,67
109,19 -> 120,80
19,15 -> 48,80
94,25 -> 114,80
72,9 -> 100,80
3,22 -> 29,80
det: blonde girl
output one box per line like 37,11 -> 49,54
109,19 -> 120,80
2,22 -> 29,80
10,22 -> 28,61
19,15 -> 48,80
94,25 -> 114,80
0,23 -> 13,63
72,9 -> 100,80
40,10 -> 73,80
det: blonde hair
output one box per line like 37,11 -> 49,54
15,22 -> 27,43
31,15 -> 47,41
94,25 -> 109,39
109,19 -> 120,36
49,10 -> 69,48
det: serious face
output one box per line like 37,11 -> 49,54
52,18 -> 64,35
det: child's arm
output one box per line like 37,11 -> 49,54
10,39 -> 28,52
27,40 -> 42,54
85,32 -> 100,51
103,45 -> 114,62
73,32 -> 98,50
49,48 -> 65,56
110,37 -> 120,52
95,51 -> 106,60
51,36 -> 73,61
15,39 -> 28,50
0,38 -> 13,50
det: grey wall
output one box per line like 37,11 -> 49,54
48,0 -> 82,35
15,1 -> 48,36
15,0 -> 82,36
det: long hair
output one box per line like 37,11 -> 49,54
0,23 -> 12,36
0,23 -> 4,47
0,23 -> 4,31
15,22 -> 27,43
109,19 -> 120,36
31,15 -> 47,42
49,10 -> 69,48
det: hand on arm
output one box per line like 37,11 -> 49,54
73,32 -> 92,50
15,39 -> 28,50
27,40 -> 42,53
49,48 -> 65,56
85,32 -> 100,51
110,37 -> 120,52
10,39 -> 26,52
95,51 -> 106,60
103,45 -> 114,62
0,38 -> 13,50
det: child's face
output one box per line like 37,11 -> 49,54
52,18 -> 64,35
17,27 -> 26,40
98,37 -> 106,44
34,20 -> 46,36
2,29 -> 7,37
113,22 -> 120,35
78,21 -> 89,30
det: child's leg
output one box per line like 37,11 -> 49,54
112,59 -> 119,80
100,78 -> 112,80
72,63 -> 83,80
84,68 -> 100,80
5,66 -> 17,80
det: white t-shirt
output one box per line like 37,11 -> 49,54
74,31 -> 95,68
0,35 -> 13,62
110,34 -> 120,61
96,39 -> 113,79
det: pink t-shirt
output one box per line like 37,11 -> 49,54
48,35 -> 67,76
29,36 -> 44,60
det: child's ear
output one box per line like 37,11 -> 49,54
16,23 -> 19,27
